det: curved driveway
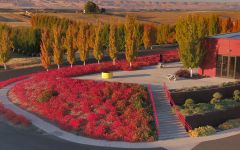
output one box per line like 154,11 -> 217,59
1,65 -> 240,150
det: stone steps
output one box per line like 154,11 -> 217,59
150,84 -> 188,140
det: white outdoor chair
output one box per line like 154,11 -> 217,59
167,74 -> 176,81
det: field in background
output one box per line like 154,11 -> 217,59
2,11 -> 240,27
0,12 -> 31,27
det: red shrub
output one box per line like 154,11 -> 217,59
175,69 -> 190,78
10,77 -> 156,142
0,54 -> 160,142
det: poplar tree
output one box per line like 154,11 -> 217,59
233,19 -> 240,32
40,28 -> 51,71
134,23 -> 143,50
143,24 -> 151,49
88,25 -> 95,49
220,18 -> 233,33
77,23 -> 89,66
0,28 -> 13,70
116,24 -> 125,52
93,21 -> 103,64
108,18 -> 117,65
157,24 -> 171,44
64,25 -> 75,67
176,15 -> 208,77
208,14 -> 220,36
52,25 -> 63,69
226,17 -> 233,32
125,15 -> 137,67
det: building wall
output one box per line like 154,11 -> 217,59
199,38 -> 240,77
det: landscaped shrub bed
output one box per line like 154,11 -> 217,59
9,77 -> 157,142
170,81 -> 240,105
160,49 -> 179,63
33,54 -> 160,79
218,118 -> 240,130
188,125 -> 216,137
177,90 -> 240,129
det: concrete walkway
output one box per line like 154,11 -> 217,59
151,85 -> 188,140
75,63 -> 236,89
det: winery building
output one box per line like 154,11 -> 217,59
199,32 -> 240,79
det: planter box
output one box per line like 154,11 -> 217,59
171,84 -> 240,105
102,72 -> 113,79
185,105 -> 240,129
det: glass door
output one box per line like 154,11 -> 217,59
236,57 -> 240,79
228,56 -> 236,78
221,56 -> 228,77
216,55 -> 238,79
216,56 -> 222,77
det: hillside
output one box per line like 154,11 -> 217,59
0,0 -> 240,11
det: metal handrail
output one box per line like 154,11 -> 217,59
162,83 -> 192,131
148,84 -> 160,136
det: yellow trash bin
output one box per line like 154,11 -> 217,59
102,72 -> 113,79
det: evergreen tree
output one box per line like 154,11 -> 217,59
125,15 -> 137,67
52,25 -> 63,69
40,28 -> 51,71
176,15 -> 208,77
93,21 -> 103,64
109,18 -> 117,65
0,28 -> 13,70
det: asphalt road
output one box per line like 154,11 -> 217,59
192,134 -> 240,150
0,119 -> 166,150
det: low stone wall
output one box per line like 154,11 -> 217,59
171,84 -> 240,105
186,106 -> 240,129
